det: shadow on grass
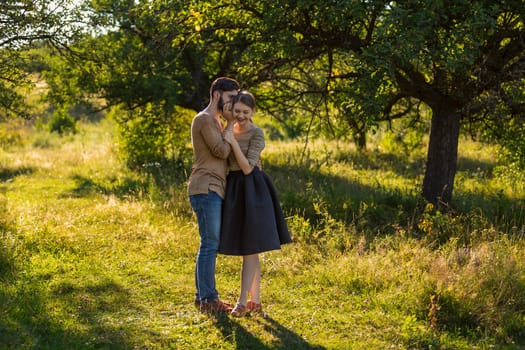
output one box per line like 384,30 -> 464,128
1,187 -> 17,281
0,229 -> 17,282
333,148 -> 426,177
0,166 -> 35,182
265,151 -> 525,235
61,165 -> 188,201
265,161 -> 421,232
0,276 -> 140,349
60,149 -> 524,236
213,314 -> 326,350
334,147 -> 495,178
60,174 -> 149,199
1,201 -> 140,349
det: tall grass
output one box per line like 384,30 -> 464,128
0,119 -> 524,349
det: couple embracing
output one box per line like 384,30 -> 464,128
187,77 -> 292,317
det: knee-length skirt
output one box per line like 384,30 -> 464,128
219,168 -> 292,256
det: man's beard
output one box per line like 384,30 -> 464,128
218,95 -> 225,111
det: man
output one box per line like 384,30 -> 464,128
188,77 -> 239,313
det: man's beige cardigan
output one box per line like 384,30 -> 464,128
187,112 -> 231,199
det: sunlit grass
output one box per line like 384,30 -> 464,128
1,119 -> 524,349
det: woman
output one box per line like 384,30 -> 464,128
219,91 -> 292,317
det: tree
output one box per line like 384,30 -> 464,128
49,0 -> 525,206
41,0 -> 252,169
230,0 -> 525,206
47,0 -> 250,111
0,0 -> 81,119
375,1 -> 524,206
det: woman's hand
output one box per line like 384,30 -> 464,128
222,102 -> 235,123
223,129 -> 235,144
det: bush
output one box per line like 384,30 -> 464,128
0,120 -> 28,148
0,129 -> 23,148
48,106 -> 77,135
110,103 -> 193,185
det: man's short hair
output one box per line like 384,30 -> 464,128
210,77 -> 240,96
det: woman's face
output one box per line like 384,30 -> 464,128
232,101 -> 254,127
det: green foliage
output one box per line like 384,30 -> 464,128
379,116 -> 428,161
48,106 -> 77,135
0,0 -> 81,119
110,103 -> 193,184
37,0 -> 524,206
496,120 -> 525,170
0,120 -> 27,149
493,161 -> 525,195
0,50 -> 29,119
94,5 -> 525,194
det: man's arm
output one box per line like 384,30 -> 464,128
200,116 -> 231,159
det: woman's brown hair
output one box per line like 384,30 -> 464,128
233,91 -> 256,111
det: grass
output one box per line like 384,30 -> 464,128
1,118 -> 525,349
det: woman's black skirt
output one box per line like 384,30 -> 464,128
219,167 -> 292,256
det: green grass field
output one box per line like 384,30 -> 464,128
1,119 -> 524,349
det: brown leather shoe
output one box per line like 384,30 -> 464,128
200,300 -> 233,313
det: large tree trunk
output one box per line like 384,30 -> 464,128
422,105 -> 461,207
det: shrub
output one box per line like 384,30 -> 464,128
110,103 -> 193,186
0,120 -> 28,148
48,106 -> 77,135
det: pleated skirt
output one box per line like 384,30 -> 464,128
219,168 -> 292,256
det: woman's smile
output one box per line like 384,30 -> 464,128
233,101 -> 254,129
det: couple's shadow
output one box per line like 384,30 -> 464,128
212,313 -> 326,350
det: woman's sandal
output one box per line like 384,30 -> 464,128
246,301 -> 262,313
231,303 -> 247,317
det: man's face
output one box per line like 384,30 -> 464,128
218,91 -> 238,112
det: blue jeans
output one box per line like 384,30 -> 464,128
189,191 -> 222,302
